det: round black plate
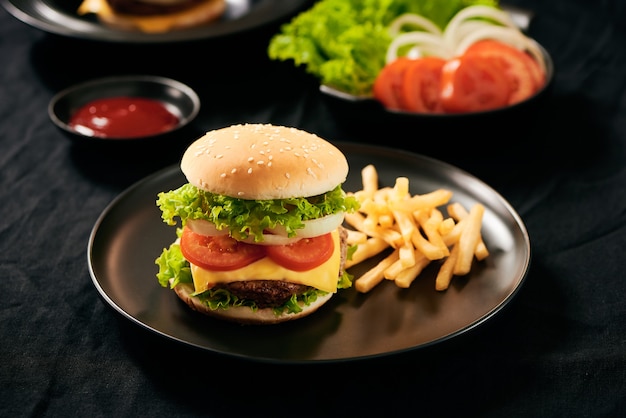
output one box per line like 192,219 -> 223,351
2,0 -> 310,43
88,143 -> 530,363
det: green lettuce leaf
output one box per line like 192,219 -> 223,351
268,0 -> 499,95
156,183 -> 359,242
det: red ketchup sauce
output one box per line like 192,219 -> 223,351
68,96 -> 180,139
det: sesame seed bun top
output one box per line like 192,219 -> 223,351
180,124 -> 349,200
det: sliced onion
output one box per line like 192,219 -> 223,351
185,212 -> 345,246
384,6 -> 545,73
386,32 -> 452,63
443,4 -> 518,49
388,13 -> 443,37
268,212 -> 345,238
186,219 -> 229,236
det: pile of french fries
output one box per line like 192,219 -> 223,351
344,164 -> 489,293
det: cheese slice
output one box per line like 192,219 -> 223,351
190,230 -> 341,294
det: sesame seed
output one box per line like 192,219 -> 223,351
220,173 -> 226,178
247,168 -> 252,174
247,157 -> 254,162
216,154 -> 223,159
257,161 -> 264,165
231,168 -> 237,174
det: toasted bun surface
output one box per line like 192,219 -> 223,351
181,124 -> 349,200
173,282 -> 333,325
77,0 -> 226,33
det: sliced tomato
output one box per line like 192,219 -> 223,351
266,233 -> 334,272
373,57 -> 413,111
439,54 -> 510,113
401,57 -> 447,113
464,40 -> 544,104
180,226 -> 267,271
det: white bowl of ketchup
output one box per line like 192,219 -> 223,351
48,75 -> 201,147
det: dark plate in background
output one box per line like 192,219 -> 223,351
1,0 -> 311,43
87,143 -> 531,363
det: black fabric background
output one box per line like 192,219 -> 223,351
1,1 -> 625,417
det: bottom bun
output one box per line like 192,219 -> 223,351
173,282 -> 334,325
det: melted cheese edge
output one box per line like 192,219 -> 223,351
190,230 -> 341,294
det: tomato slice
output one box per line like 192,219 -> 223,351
439,54 -> 510,113
266,233 -> 334,272
401,57 -> 446,113
180,226 -> 267,271
464,40 -> 544,104
373,58 -> 413,111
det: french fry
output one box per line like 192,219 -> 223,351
360,199 -> 392,218
389,189 -> 453,212
410,228 -> 447,260
344,237 -> 389,269
360,164 -> 378,197
398,241 -> 416,267
447,202 -> 489,260
378,213 -> 395,229
453,203 -> 485,275
354,249 -> 399,293
345,164 -> 490,293
383,242 -> 416,280
392,176 -> 410,201
383,258 -> 406,280
435,243 -> 460,291
345,229 -> 368,245
392,209 -> 417,242
442,219 -> 464,246
362,212 -> 381,230
415,209 -> 450,257
438,217 -> 456,235
394,254 -> 431,288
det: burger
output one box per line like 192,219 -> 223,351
77,0 -> 226,33
155,124 -> 359,324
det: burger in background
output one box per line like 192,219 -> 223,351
155,123 -> 359,324
77,0 -> 226,33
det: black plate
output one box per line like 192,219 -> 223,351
1,0 -> 310,43
88,143 -> 530,363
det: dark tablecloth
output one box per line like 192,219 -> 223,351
1,1 -> 625,417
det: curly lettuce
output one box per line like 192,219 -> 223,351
156,183 -> 359,242
268,0 -> 498,95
